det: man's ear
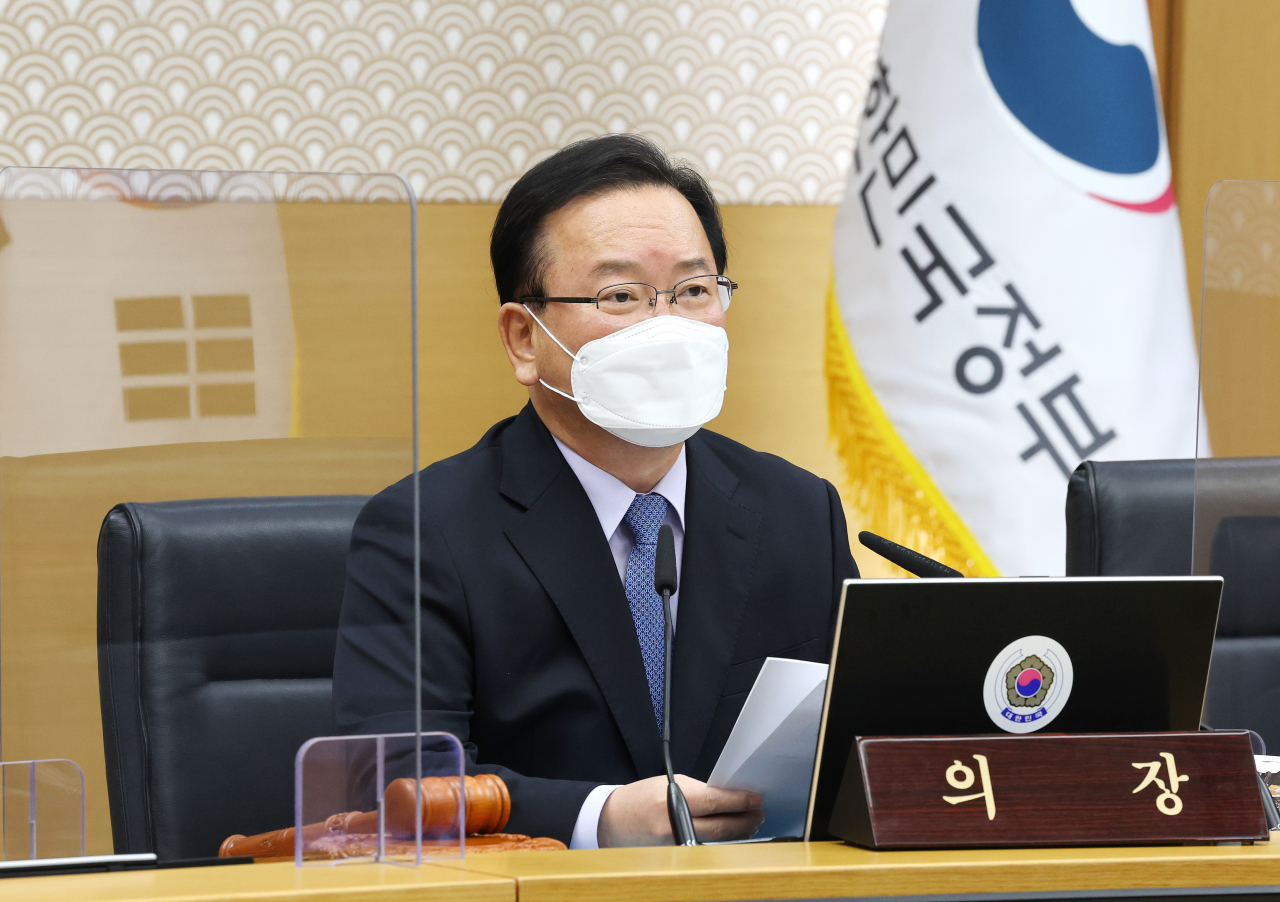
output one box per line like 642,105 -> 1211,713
498,303 -> 540,387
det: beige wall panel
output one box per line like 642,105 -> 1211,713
1199,286 -> 1280,457
715,206 -> 839,477
279,200 -> 528,460
278,202 -> 415,439
1175,1 -> 1280,313
1173,1 -> 1280,453
415,205 -> 529,464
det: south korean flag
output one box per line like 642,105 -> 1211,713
827,0 -> 1200,576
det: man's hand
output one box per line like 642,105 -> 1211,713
597,774 -> 764,847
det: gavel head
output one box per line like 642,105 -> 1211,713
381,773 -> 511,839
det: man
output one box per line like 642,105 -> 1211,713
333,134 -> 859,847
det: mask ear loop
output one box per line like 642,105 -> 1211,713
525,307 -> 585,404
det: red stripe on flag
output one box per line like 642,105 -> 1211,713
1090,180 -> 1175,214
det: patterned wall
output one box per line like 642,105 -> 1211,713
0,0 -> 886,204
1203,180 -> 1280,295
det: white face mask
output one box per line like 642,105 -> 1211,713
528,311 -> 729,448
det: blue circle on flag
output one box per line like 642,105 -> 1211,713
977,0 -> 1159,175
1015,668 -> 1043,698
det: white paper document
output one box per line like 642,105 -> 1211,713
708,657 -> 828,839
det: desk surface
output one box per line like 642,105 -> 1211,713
5,841 -> 1280,902
438,840 -> 1280,902
0,858 -> 513,902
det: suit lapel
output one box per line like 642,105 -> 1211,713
500,406 -> 665,779
669,434 -> 762,775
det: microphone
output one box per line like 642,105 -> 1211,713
656,524 -> 697,846
858,531 -> 963,579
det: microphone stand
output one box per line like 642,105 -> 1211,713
657,524 -> 697,845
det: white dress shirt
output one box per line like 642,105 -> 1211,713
552,436 -> 687,849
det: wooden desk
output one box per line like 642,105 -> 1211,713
0,859 -> 513,902
5,842 -> 1280,902
438,839 -> 1280,902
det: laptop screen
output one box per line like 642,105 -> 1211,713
805,576 -> 1223,841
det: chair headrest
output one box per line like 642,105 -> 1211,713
98,494 -> 370,678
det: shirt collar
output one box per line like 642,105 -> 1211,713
553,436 -> 687,541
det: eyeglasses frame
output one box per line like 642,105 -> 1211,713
516,274 -> 737,311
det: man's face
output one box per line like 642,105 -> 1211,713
528,184 -> 725,396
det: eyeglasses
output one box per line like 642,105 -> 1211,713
519,274 -> 736,321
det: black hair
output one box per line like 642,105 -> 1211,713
490,134 -> 726,307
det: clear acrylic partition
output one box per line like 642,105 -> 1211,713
1194,180 -> 1280,574
293,733 -> 464,866
2,760 -> 85,861
0,167 -> 422,862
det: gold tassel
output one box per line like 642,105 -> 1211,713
825,280 -> 999,577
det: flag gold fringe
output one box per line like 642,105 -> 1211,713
825,281 -> 1000,577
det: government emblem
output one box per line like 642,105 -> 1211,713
983,636 -> 1073,733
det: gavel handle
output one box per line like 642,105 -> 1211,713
218,810 -> 369,859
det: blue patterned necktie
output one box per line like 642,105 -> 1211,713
622,492 -> 670,727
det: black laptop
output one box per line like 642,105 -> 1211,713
804,576 -> 1224,841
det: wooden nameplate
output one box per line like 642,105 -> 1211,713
828,732 -> 1269,849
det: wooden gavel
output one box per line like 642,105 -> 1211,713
219,774 -> 510,859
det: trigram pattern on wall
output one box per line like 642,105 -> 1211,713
116,294 -> 256,420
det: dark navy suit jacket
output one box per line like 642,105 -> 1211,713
332,403 -> 858,843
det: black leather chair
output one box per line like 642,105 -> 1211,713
1065,459 -> 1194,577
97,495 -> 368,860
1066,458 -> 1280,750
